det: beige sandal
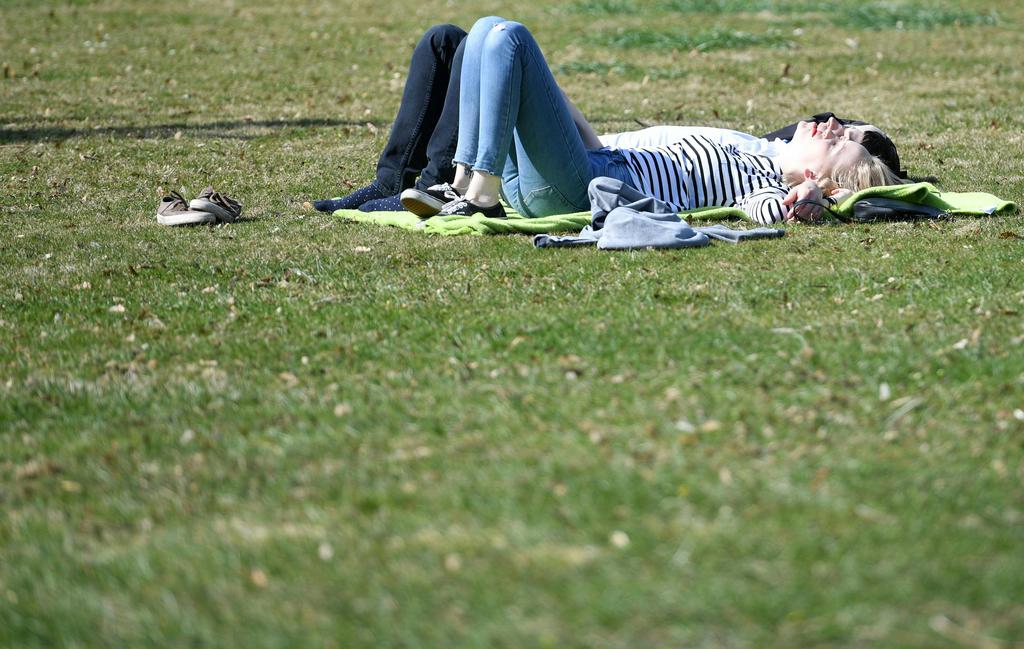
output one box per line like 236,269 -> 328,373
189,186 -> 242,223
157,191 -> 216,226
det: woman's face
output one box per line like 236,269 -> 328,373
789,118 -> 870,178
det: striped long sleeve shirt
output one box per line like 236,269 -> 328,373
617,134 -> 790,224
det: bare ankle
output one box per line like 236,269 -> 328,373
465,170 -> 501,207
452,164 -> 471,194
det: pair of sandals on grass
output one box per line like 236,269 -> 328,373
156,187 -> 242,226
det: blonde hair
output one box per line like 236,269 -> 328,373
824,155 -> 909,193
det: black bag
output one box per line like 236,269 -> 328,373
849,197 -> 948,223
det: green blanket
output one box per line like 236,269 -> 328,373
333,183 -> 1016,236
333,205 -> 747,236
835,182 -> 1017,217
333,208 -> 590,236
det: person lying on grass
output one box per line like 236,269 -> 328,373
442,17 -> 908,223
314,20 -> 906,223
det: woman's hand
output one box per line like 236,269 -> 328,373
829,187 -> 854,205
782,179 -> 825,223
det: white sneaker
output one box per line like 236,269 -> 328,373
156,191 -> 215,226
189,186 -> 242,223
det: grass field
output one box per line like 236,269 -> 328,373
2,0 -> 1023,647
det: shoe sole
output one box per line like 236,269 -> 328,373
400,189 -> 446,217
157,210 -> 216,226
189,198 -> 239,223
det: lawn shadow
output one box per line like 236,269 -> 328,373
0,117 -> 383,144
1,116 -> 629,145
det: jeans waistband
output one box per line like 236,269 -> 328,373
588,147 -> 634,187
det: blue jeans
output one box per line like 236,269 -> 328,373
454,17 -> 632,217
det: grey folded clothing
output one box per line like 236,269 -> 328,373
695,223 -> 786,244
534,212 -> 710,249
533,177 -> 784,249
589,176 -> 678,228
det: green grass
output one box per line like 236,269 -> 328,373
569,0 -> 1001,32
2,0 -> 1024,647
595,28 -> 794,52
553,60 -> 690,80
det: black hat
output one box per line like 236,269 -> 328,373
860,130 -> 905,178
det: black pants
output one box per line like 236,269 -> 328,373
374,24 -> 467,195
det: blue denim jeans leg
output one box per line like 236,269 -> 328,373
455,17 -> 624,217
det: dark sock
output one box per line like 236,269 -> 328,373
312,182 -> 386,212
358,194 -> 404,212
